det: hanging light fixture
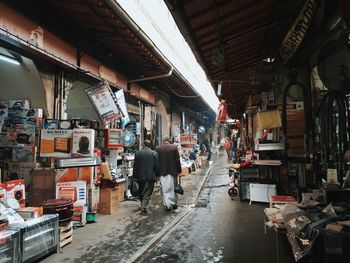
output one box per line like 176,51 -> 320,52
217,81 -> 222,96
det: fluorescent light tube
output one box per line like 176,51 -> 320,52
0,54 -> 20,65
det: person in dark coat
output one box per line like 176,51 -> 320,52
156,135 -> 182,211
133,140 -> 159,214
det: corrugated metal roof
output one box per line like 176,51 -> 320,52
165,0 -> 301,115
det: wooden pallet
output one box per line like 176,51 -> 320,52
59,222 -> 73,249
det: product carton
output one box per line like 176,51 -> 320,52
99,187 -> 119,215
72,204 -> 87,226
6,179 -> 26,208
56,181 -> 87,205
72,129 -> 95,157
16,207 -> 43,220
15,124 -> 35,145
0,147 -> 13,161
88,184 -> 100,213
55,168 -> 79,183
0,183 -> 6,198
40,129 -> 73,158
8,100 -> 30,118
12,146 -> 35,162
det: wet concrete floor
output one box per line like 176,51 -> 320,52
39,155 -> 296,263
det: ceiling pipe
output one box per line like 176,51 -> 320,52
128,66 -> 174,83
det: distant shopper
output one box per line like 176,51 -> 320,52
156,135 -> 182,211
133,140 -> 159,214
225,139 -> 231,159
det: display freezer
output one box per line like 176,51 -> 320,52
0,229 -> 21,263
9,214 -> 59,263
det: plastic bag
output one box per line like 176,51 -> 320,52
131,180 -> 139,196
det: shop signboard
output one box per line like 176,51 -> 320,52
39,129 -> 73,157
114,89 -> 128,121
279,0 -> 316,64
85,82 -> 122,124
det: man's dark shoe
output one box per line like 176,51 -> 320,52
141,208 -> 148,214
165,206 -> 172,212
172,205 -> 178,210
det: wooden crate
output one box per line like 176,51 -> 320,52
59,222 -> 73,249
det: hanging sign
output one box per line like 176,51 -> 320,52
279,0 -> 316,64
114,89 -> 129,121
85,82 -> 121,124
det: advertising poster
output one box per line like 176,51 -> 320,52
85,82 -> 122,124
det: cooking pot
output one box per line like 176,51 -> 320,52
42,199 -> 74,226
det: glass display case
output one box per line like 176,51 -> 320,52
9,214 -> 59,263
0,229 -> 21,263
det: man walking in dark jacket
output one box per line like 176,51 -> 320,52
156,135 -> 182,211
133,140 -> 159,214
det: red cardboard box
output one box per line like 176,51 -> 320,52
0,183 -> 6,198
6,179 -> 26,207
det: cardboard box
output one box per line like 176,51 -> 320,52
99,188 -> 119,215
72,129 -> 95,157
257,110 -> 282,130
12,146 -> 35,162
0,147 -> 13,161
40,129 -> 73,157
6,179 -> 26,208
15,124 -> 36,145
0,132 -> 16,147
80,166 -> 94,185
72,204 -> 87,226
116,180 -> 125,202
55,168 -> 79,183
56,181 -> 87,205
8,100 -> 30,118
16,207 -> 43,220
0,183 -> 6,198
88,185 -> 100,213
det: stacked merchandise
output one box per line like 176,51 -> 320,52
99,129 -> 132,214
0,100 -> 42,201
39,119 -> 101,226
